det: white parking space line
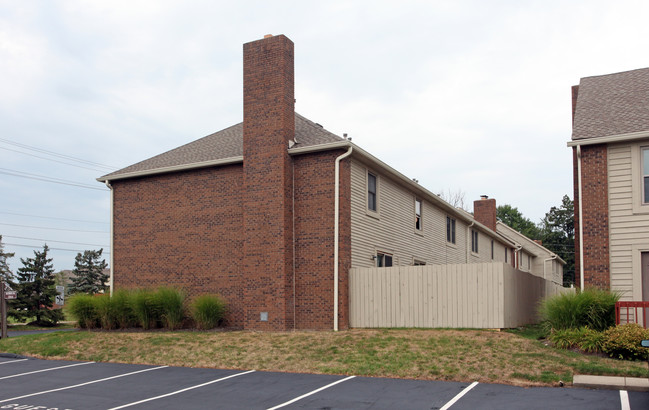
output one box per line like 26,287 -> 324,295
0,359 -> 29,365
619,390 -> 630,410
0,361 -> 95,380
267,375 -> 356,410
107,369 -> 256,410
439,381 -> 479,410
0,365 -> 168,403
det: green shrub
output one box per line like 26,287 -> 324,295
67,294 -> 99,329
602,324 -> 649,361
549,327 -> 606,353
130,289 -> 160,330
191,294 -> 226,329
154,287 -> 186,330
94,293 -> 117,330
111,289 -> 136,329
539,289 -> 620,332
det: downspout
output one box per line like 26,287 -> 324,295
466,221 -> 474,263
334,146 -> 353,331
576,145 -> 585,290
544,254 -> 558,281
515,244 -> 523,270
104,180 -> 114,295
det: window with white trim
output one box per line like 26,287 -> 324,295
471,230 -> 478,253
642,147 -> 649,204
415,198 -> 422,231
446,216 -> 456,244
491,240 -> 494,260
368,172 -> 377,211
376,252 -> 393,267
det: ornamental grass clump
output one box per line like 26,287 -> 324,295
548,327 -> 606,353
130,289 -> 161,330
67,293 -> 99,329
191,294 -> 227,329
111,289 -> 136,329
154,287 -> 186,330
94,293 -> 117,330
539,289 -> 619,332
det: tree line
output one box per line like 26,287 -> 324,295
497,195 -> 575,286
0,236 -> 108,326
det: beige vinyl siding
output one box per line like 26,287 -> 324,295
607,142 -> 649,300
350,160 -> 507,268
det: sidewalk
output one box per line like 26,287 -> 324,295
573,374 -> 649,391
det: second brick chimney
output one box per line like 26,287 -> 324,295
474,195 -> 497,232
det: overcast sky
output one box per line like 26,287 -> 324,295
1,0 -> 649,272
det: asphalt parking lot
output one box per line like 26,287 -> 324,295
0,356 -> 648,409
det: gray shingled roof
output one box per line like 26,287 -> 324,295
572,67 -> 649,140
100,113 -> 343,180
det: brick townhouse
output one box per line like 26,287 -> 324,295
99,34 -> 563,331
569,67 -> 649,302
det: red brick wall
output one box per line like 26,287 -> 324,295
293,151 -> 351,330
473,198 -> 497,231
111,165 -> 245,325
242,35 -> 295,330
573,144 -> 610,290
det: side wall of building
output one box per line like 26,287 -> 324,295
607,140 -> 649,300
350,160 -> 507,268
112,165 -> 245,324
293,150 -> 351,330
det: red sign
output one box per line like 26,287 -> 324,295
4,291 -> 17,300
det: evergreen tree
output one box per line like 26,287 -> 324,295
0,235 -> 14,283
69,249 -> 108,294
9,244 -> 62,325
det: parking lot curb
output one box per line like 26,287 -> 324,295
0,352 -> 30,359
573,374 -> 649,391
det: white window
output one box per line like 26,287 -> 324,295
415,199 -> 422,230
368,172 -> 377,211
446,216 -> 456,244
491,240 -> 494,260
376,252 -> 393,267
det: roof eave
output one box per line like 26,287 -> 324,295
97,156 -> 244,182
290,141 -> 515,245
567,129 -> 649,147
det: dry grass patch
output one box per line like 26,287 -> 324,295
1,328 -> 647,387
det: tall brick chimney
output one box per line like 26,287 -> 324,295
474,195 -> 497,232
242,34 -> 295,330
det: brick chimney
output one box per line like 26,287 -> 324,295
242,34 -> 295,330
474,195 -> 497,232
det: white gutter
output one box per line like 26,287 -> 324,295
567,129 -> 649,147
333,146 -> 353,331
104,181 -> 114,295
576,145 -> 585,289
544,254 -> 558,281
514,244 -> 523,270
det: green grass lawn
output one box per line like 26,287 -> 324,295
1,327 -> 647,387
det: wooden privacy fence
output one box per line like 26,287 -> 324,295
349,262 -> 573,329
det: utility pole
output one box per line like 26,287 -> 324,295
0,280 -> 6,339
